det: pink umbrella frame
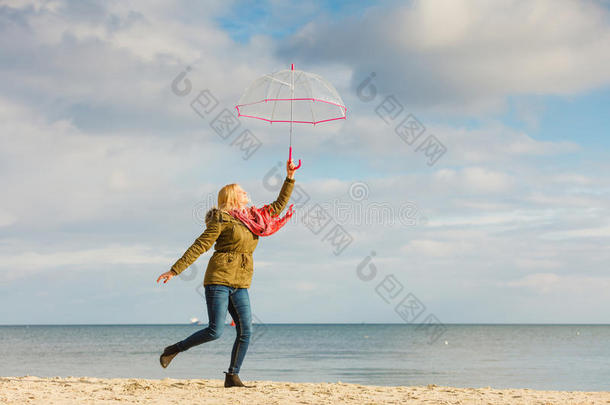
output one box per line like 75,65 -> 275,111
234,64 -> 347,170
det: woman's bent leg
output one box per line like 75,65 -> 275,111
176,285 -> 229,352
226,288 -> 252,374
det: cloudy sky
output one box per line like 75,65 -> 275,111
1,0 -> 609,325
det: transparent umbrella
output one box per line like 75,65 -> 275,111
235,63 -> 347,170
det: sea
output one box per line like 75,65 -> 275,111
1,324 -> 608,391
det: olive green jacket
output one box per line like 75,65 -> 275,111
170,176 -> 295,288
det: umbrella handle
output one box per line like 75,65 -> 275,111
289,147 -> 302,170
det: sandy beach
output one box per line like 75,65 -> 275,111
1,376 -> 609,405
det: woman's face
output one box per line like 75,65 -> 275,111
235,185 -> 249,208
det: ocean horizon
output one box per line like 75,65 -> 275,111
2,323 -> 609,392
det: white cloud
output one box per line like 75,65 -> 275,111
513,258 -> 562,270
425,210 -> 557,228
0,0 -> 283,133
294,281 -> 317,292
321,116 -> 580,169
0,244 -> 177,282
432,166 -> 514,194
0,96 -> 224,228
462,167 -> 514,193
501,273 -> 610,294
524,192 -> 603,208
400,239 -> 472,257
551,174 -> 594,185
539,224 -> 610,240
0,208 -> 18,227
438,123 -> 580,164
279,0 -> 610,112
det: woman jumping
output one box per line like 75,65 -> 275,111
156,159 -> 297,388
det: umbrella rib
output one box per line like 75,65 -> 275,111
316,77 -> 347,117
289,70 -> 311,124
238,76 -> 264,106
270,72 -> 287,122
264,74 -> 292,88
263,75 -> 273,107
304,75 -> 317,124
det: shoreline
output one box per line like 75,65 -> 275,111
2,376 -> 609,404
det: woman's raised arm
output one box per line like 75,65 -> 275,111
266,159 -> 297,216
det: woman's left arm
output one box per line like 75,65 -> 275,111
266,159 -> 297,216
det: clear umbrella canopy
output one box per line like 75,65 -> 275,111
235,65 -> 347,125
235,64 -> 347,170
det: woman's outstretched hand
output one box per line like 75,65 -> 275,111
157,270 -> 176,284
287,159 -> 297,179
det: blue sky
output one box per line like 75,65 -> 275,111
1,0 -> 609,325
215,0 -> 391,43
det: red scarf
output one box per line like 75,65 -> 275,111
227,204 -> 294,236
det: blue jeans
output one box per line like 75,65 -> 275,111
175,284 -> 252,375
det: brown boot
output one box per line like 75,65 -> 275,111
159,343 -> 181,368
223,371 -> 255,388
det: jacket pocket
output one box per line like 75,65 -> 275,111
206,253 -> 232,281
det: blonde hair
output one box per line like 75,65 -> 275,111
217,183 -> 242,212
